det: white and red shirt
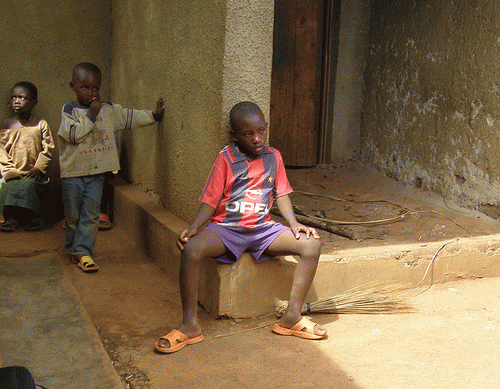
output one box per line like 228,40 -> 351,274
199,142 -> 293,228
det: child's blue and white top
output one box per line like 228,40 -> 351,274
58,101 -> 156,178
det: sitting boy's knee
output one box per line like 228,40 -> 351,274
181,242 -> 205,263
302,237 -> 321,259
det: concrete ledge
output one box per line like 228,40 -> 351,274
112,177 -> 297,317
314,237 -> 500,297
112,178 -> 186,277
112,178 -> 500,318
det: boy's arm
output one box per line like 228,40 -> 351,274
57,105 -> 97,144
177,203 -> 215,250
152,97 -> 165,122
112,97 -> 163,131
275,194 -> 319,239
177,151 -> 227,250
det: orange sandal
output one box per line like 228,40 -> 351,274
154,329 -> 204,354
272,317 -> 326,340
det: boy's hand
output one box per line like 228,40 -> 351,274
177,226 -> 198,250
26,167 -> 42,182
153,97 -> 165,122
290,222 -> 320,240
90,97 -> 102,117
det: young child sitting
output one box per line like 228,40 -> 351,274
0,81 -> 54,232
155,101 -> 327,354
58,62 -> 164,273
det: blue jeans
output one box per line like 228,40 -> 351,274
62,174 -> 105,257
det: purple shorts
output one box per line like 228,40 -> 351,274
204,222 -> 290,264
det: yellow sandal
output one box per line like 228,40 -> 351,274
77,256 -> 99,273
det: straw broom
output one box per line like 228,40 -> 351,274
275,282 -> 413,317
275,239 -> 459,317
214,283 -> 412,339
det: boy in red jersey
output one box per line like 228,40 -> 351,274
155,102 -> 326,353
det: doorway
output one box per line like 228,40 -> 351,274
270,0 -> 341,167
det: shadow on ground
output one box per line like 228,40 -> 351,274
3,163 -> 500,388
1,224 -> 361,389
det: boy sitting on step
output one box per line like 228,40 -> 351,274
155,101 -> 327,354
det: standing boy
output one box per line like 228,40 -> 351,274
155,101 -> 326,354
58,62 -> 164,272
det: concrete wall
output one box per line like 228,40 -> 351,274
329,0 -> 370,164
362,1 -> 500,216
0,1 -> 112,221
0,0 -> 275,224
110,0 -> 275,222
0,1 -> 112,175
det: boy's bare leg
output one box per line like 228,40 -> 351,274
157,229 -> 226,349
265,229 -> 326,337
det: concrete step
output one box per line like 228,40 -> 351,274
112,178 -> 500,318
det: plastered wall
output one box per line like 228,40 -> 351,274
0,0 -> 274,224
0,1 -> 112,176
363,1 -> 500,215
111,0 -> 274,222
329,0 -> 370,164
5,0 -> 497,222
0,1 -> 112,220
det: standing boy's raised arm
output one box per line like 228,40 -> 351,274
110,99 -> 162,132
153,97 -> 165,122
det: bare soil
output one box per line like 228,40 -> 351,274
283,163 -> 500,253
3,163 -> 500,388
63,225 -> 500,389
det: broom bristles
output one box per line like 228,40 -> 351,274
275,282 -> 413,317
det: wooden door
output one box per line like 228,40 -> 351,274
270,0 -> 326,167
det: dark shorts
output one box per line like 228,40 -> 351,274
204,222 -> 290,264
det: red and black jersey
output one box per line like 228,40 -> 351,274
199,142 -> 293,228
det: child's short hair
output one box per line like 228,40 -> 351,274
229,101 -> 264,130
72,62 -> 102,80
13,81 -> 38,101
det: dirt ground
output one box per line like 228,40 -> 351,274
2,162 -> 498,259
3,164 -> 500,388
66,230 -> 500,389
283,163 -> 500,252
